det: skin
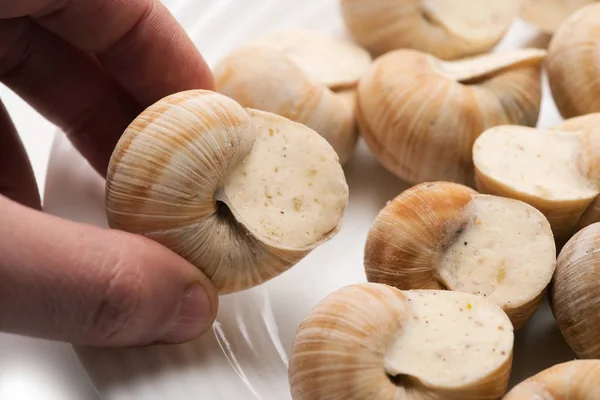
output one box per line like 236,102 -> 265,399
0,0 -> 219,347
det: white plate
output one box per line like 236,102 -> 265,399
43,1 -> 576,399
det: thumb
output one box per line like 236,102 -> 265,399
0,195 -> 218,347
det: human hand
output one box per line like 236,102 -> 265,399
0,0 -> 218,347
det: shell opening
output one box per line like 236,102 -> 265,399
436,195 -> 556,325
473,125 -> 600,245
474,126 -> 599,202
383,291 -> 513,389
222,109 -> 348,250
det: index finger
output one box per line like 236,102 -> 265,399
1,0 -> 214,106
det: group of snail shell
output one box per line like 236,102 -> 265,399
103,0 -> 600,399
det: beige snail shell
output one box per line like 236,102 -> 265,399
364,182 -> 556,329
105,90 -> 349,294
520,0 -> 596,34
551,222 -> 600,359
503,360 -> 600,399
356,48 -> 546,186
289,283 -> 514,400
473,113 -> 600,247
546,3 -> 600,118
340,0 -> 520,59
214,30 -> 372,165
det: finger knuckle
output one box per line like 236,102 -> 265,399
87,236 -> 149,342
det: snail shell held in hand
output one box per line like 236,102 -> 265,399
357,48 -> 546,186
551,222 -> 600,359
340,0 -> 520,59
520,0 -> 596,34
473,113 -> 600,246
364,182 -> 556,329
289,283 -> 514,400
547,3 -> 600,118
503,360 -> 600,399
214,30 -> 372,165
105,90 -> 349,294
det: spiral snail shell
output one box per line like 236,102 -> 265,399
105,90 -> 349,294
364,182 -> 556,329
357,48 -> 546,185
289,282 -> 514,399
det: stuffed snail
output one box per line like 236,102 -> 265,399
364,182 -> 556,329
546,3 -> 600,118
340,0 -> 519,59
473,113 -> 600,246
105,90 -> 349,294
214,30 -> 372,165
357,48 -> 546,185
289,283 -> 514,400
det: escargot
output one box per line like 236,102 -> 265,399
214,30 -> 372,165
105,90 -> 349,294
364,182 -> 556,329
289,283 -> 514,399
340,0 -> 520,59
357,48 -> 546,186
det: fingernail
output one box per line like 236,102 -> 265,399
159,282 -> 214,344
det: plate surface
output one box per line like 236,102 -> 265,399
43,1 -> 576,399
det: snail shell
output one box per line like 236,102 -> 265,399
547,3 -> 600,118
551,222 -> 600,359
289,283 -> 514,400
364,182 -> 556,329
520,0 -> 596,34
214,30 -> 372,165
105,90 -> 349,294
473,113 -> 600,246
340,0 -> 520,59
357,48 -> 546,186
503,360 -> 600,399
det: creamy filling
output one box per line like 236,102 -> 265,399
474,126 -> 599,201
384,290 -> 513,387
251,30 -> 372,89
222,109 -> 348,249
436,49 -> 546,83
437,196 -> 556,309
